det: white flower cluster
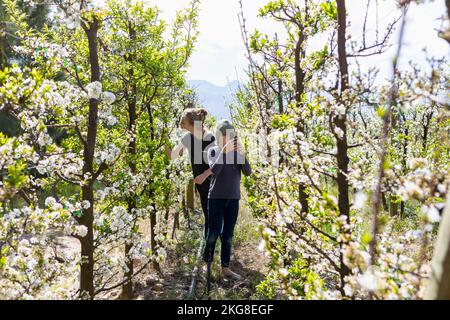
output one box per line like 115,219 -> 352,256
0,237 -> 78,299
98,107 -> 118,126
110,206 -> 134,233
0,200 -> 79,299
0,137 -> 35,171
86,81 -> 102,100
155,247 -> 167,264
86,81 -> 116,107
14,37 -> 70,63
398,162 -> 446,201
96,143 -> 121,165
119,171 -> 147,197
101,91 -> 116,105
36,153 -> 83,183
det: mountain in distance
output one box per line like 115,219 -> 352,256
187,80 -> 240,120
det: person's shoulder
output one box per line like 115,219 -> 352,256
209,145 -> 220,155
181,132 -> 192,146
204,131 -> 216,142
182,132 -> 192,139
208,145 -> 220,161
207,146 -> 220,167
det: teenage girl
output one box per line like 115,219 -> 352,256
165,108 -> 216,239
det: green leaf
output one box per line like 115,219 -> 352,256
361,232 -> 372,245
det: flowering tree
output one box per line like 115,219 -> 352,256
0,0 -> 198,299
1,0 -> 448,301
234,0 -> 449,299
98,0 -> 199,298
0,63 -> 83,299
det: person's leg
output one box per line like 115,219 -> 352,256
200,190 -> 209,239
196,182 -> 210,239
220,199 -> 239,268
203,199 -> 224,264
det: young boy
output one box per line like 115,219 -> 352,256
194,119 -> 252,280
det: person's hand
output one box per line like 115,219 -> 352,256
223,138 -> 244,155
194,172 -> 207,185
235,139 -> 245,155
223,138 -> 236,154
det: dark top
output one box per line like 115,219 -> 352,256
181,131 -> 216,178
207,146 -> 252,200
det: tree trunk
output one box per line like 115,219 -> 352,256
447,0 -> 450,20
422,111 -> 432,154
78,17 -> 100,299
79,185 -> 95,299
144,100 -> 160,270
294,30 -> 306,134
424,191 -> 450,299
294,28 -> 309,214
171,209 -> 179,239
122,242 -> 134,299
182,193 -> 190,229
122,30 -> 137,297
440,0 -> 450,43
277,79 -> 283,114
149,203 -> 160,271
162,169 -> 171,239
0,22 -> 7,69
389,199 -> 398,216
336,0 -> 351,295
400,200 -> 405,217
381,192 -> 388,211
186,179 -> 195,211
425,2 -> 450,298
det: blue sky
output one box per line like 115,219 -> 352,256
155,0 -> 449,87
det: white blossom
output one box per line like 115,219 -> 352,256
101,91 -> 116,105
423,205 -> 440,223
357,270 -> 377,291
81,200 -> 91,210
86,81 -> 102,99
76,225 -> 88,237
352,192 -> 367,209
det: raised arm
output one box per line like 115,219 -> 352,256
241,156 -> 252,176
235,150 -> 252,176
234,139 -> 252,176
165,132 -> 190,160
164,143 -> 184,160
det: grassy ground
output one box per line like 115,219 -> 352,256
48,186 -> 267,300
134,191 -> 268,300
49,189 -> 433,300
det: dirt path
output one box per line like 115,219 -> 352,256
49,195 -> 266,300
135,201 -> 268,300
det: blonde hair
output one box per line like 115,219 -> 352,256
180,108 -> 208,126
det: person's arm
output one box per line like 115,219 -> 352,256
196,140 -> 235,183
227,139 -> 251,176
235,150 -> 252,176
194,146 -> 220,185
165,133 -> 190,160
234,140 -> 251,176
210,146 -> 226,176
210,153 -> 225,175
165,143 -> 184,160
194,168 -> 212,185
241,156 -> 252,176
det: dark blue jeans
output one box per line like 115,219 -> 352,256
195,181 -> 210,239
203,199 -> 239,267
